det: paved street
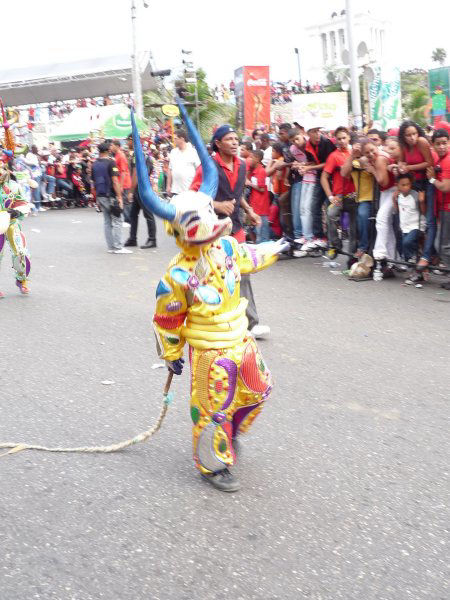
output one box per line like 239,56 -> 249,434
1,209 -> 448,600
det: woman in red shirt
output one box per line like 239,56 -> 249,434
398,120 -> 436,277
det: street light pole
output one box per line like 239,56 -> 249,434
131,0 -> 144,118
345,0 -> 362,128
294,48 -> 301,86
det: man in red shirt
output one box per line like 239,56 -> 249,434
110,139 -> 132,219
320,126 -> 356,258
190,125 -> 271,338
427,128 -> 450,289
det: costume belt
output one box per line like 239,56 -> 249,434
181,298 -> 249,349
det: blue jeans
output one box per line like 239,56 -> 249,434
56,179 -> 73,195
357,201 -> 372,252
402,229 -> 419,261
312,181 -> 327,238
44,174 -> 56,195
290,181 -> 303,239
32,175 -> 42,210
300,183 -> 316,240
421,181 -> 437,261
256,215 -> 270,243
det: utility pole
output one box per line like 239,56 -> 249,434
294,48 -> 301,86
182,50 -> 200,130
345,0 -> 362,129
130,0 -> 147,119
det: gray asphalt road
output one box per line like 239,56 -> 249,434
1,209 -> 449,600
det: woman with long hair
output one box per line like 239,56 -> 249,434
398,120 -> 435,283
360,139 -> 397,278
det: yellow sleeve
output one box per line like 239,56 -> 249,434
152,270 -> 188,361
235,240 -> 279,275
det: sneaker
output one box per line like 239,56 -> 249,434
250,324 -> 270,338
294,236 -> 307,245
107,249 -> 115,253
201,468 -> 241,492
301,240 -> 318,252
113,248 -> 133,254
124,238 -> 137,247
293,249 -> 308,258
16,280 -> 30,294
38,207 -> 47,212
314,237 -> 328,249
405,272 -> 424,286
122,222 -> 131,228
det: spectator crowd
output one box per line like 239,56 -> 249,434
8,111 -> 450,290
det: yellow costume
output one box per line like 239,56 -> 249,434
131,99 -> 288,486
153,236 -> 277,473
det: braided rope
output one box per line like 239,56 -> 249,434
0,373 -> 174,458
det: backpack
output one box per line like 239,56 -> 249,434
92,159 -> 113,197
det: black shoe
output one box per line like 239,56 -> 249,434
140,239 -> 157,249
124,239 -> 137,247
201,468 -> 241,492
405,272 -> 424,285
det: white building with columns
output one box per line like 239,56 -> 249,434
302,8 -> 389,85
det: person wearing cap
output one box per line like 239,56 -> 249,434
190,124 -> 271,338
91,142 -> 130,254
298,123 -> 335,252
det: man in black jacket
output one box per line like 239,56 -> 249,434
190,125 -> 271,338
124,134 -> 157,249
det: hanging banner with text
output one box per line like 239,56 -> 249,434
271,92 -> 348,130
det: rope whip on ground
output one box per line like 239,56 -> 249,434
0,372 -> 174,458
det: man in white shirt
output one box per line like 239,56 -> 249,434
166,129 -> 200,196
25,145 -> 45,212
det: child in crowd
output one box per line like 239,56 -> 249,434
71,164 -> 87,206
246,149 -> 271,243
393,173 -> 425,262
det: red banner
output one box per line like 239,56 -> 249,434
234,66 -> 270,134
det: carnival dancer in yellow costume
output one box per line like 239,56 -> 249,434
132,100 -> 288,492
0,152 -> 31,298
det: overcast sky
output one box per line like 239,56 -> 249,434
6,0 -> 450,86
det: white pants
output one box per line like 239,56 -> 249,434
373,187 -> 396,261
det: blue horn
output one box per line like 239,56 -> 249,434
175,96 -> 218,199
130,110 -> 176,222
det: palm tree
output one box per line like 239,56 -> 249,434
431,48 -> 447,66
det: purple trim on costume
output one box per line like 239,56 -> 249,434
248,245 -> 258,267
212,411 -> 226,424
0,234 -> 4,253
25,256 -> 31,277
232,403 -> 259,438
262,384 -> 273,400
188,274 -> 199,289
225,256 -> 233,270
166,301 -> 182,312
216,358 -> 237,410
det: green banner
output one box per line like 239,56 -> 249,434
428,67 -> 450,123
369,66 -> 401,131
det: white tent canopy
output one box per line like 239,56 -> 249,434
48,104 -> 146,142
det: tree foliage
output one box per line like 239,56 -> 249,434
431,48 -> 447,66
400,69 -> 429,126
143,69 -> 236,142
